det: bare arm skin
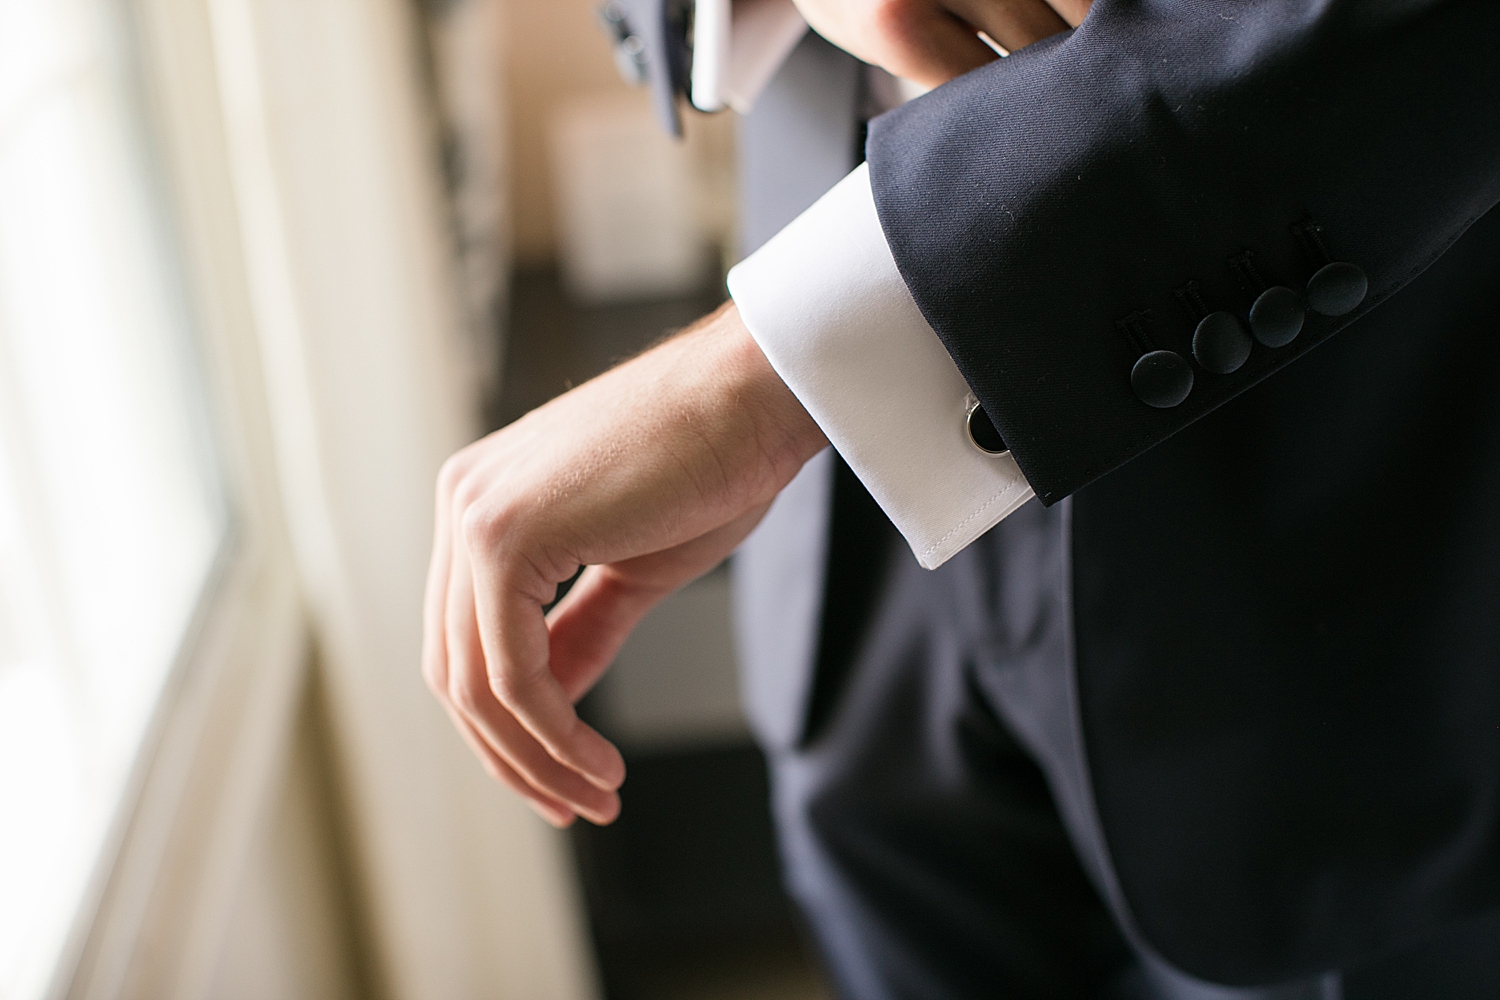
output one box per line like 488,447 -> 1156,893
792,0 -> 1087,89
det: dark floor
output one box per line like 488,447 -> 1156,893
495,267 -> 829,1000
569,744 -> 827,1000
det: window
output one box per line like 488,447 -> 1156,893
0,2 -> 227,996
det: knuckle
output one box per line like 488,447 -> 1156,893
869,0 -> 915,34
451,471 -> 487,513
461,499 -> 512,551
450,476 -> 486,521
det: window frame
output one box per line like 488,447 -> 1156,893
33,0 -> 604,997
39,0 -> 311,995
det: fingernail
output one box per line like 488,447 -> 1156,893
585,796 -> 621,826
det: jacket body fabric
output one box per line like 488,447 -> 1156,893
862,0 -> 1500,984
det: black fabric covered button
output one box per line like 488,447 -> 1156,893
1306,261 -> 1368,316
1192,311 -> 1252,374
1131,350 -> 1193,408
966,403 -> 1008,454
1249,286 -> 1304,347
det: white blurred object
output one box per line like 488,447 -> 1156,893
549,92 -> 705,302
691,0 -> 808,114
690,0 -> 733,112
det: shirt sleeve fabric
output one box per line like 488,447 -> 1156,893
727,163 -> 1035,571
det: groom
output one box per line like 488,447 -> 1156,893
424,1 -> 1500,996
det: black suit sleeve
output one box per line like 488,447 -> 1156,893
867,0 -> 1500,505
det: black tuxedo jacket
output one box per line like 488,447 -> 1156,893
628,0 -> 1500,986
865,0 -> 1500,986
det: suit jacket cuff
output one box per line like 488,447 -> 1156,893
727,163 -> 1035,570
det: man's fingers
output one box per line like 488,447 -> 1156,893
473,557 -> 629,792
421,457 -> 465,697
1044,0 -> 1089,28
432,539 -> 597,826
450,673 -> 622,823
446,539 -> 623,821
865,3 -> 1001,88
830,0 -> 1077,89
943,0 -> 1070,54
442,704 -> 578,827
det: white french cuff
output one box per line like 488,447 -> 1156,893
727,163 -> 1035,571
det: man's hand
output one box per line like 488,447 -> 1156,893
793,0 -> 1089,89
423,304 -> 826,826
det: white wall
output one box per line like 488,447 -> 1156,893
207,684 -> 363,1000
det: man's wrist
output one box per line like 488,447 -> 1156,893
727,164 -> 1036,569
701,301 -> 829,486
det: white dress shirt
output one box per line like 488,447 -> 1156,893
727,164 -> 1035,570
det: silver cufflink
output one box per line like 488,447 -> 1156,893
965,393 -> 1009,456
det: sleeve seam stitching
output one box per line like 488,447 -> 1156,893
918,483 -> 1020,560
